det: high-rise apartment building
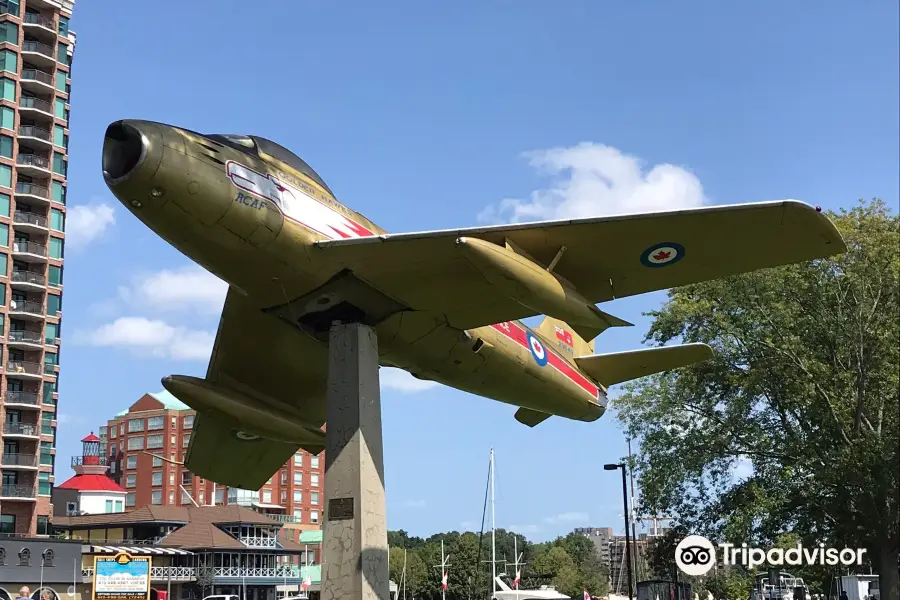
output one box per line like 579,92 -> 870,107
0,0 -> 75,537
99,390 -> 325,532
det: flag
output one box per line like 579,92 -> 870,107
301,574 -> 312,590
555,325 -> 574,346
584,591 -> 590,600
441,572 -> 448,590
513,570 -> 520,589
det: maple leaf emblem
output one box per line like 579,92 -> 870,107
653,250 -> 671,261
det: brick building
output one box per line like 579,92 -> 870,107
98,390 -> 324,530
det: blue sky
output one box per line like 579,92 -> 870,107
57,1 -> 898,542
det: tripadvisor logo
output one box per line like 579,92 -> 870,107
675,535 -> 867,576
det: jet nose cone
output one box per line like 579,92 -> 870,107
102,120 -> 147,184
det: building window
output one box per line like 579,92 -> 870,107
126,474 -> 136,488
126,493 -> 136,506
0,77 -> 13,101
38,471 -> 51,495
152,471 -> 162,486
293,472 -> 302,485
310,510 -> 319,524
281,490 -> 287,503
153,456 -> 163,467
183,414 -> 194,429
168,491 -> 175,504
127,437 -> 144,451
59,16 -> 69,35
49,264 -> 63,287
151,491 -> 162,505
51,180 -> 66,203
311,455 -> 319,469
49,237 -> 63,259
45,322 -> 59,345
128,419 -> 144,433
183,433 -> 191,447
46,293 -> 61,316
147,434 -> 163,449
52,152 -> 66,175
57,42 -> 69,65
181,471 -> 192,485
292,509 -> 302,521
294,453 -> 303,466
126,455 -> 137,469
147,416 -> 164,430
0,514 -> 14,534
215,488 -> 224,505
0,21 -> 17,44
0,105 -> 13,130
55,70 -> 67,93
0,134 -> 11,158
40,441 -> 52,466
0,50 -> 15,74
181,490 -> 192,504
262,489 -> 272,503
50,208 -> 65,232
36,516 -> 50,535
53,124 -> 67,148
311,473 -> 319,487
0,164 -> 9,189
105,499 -> 113,513
293,490 -> 302,503
310,492 -> 319,505
115,500 -> 123,512
0,192 -> 8,216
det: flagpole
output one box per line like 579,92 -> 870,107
442,540 -> 446,600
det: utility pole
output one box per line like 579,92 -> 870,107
490,448 -> 497,599
433,539 -> 451,600
627,439 -> 640,584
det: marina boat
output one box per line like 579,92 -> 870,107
747,571 -> 811,600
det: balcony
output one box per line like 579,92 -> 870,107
4,390 -> 40,407
11,269 -> 47,289
20,69 -> 55,93
3,422 -> 40,437
23,13 -> 57,36
17,125 -> 52,149
13,211 -> 49,233
12,241 -> 48,263
8,300 -> 44,321
16,154 -> 52,176
1,453 -> 39,468
82,566 -> 199,583
21,41 -> 55,67
19,96 -> 54,118
6,361 -> 43,380
0,484 -> 36,500
15,182 -> 51,204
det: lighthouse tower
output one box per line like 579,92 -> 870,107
56,432 -> 126,515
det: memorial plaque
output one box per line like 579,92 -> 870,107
328,497 -> 354,521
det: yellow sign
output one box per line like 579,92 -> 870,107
92,552 -> 152,600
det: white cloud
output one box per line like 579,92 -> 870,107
544,511 -> 589,524
74,317 -> 215,361
380,367 -> 440,393
479,142 -> 705,223
118,265 -> 228,315
66,203 -> 116,248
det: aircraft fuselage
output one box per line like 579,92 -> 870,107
101,120 -> 607,425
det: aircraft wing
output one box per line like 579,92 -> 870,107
313,200 -> 845,330
183,288 -> 327,490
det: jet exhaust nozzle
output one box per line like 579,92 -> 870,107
102,120 -> 147,183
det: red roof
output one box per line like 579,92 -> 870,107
57,474 -> 126,493
81,432 -> 102,443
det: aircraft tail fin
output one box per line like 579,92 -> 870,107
573,343 -> 713,388
535,315 -> 602,356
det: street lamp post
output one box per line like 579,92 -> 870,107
605,463 -> 634,600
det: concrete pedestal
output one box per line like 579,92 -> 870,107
320,321 -> 390,600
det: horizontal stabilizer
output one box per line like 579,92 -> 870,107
574,343 -> 713,387
515,407 -> 552,427
573,309 -> 633,345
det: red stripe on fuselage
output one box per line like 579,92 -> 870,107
490,322 -> 599,400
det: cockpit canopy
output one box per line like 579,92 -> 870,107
206,133 -> 334,196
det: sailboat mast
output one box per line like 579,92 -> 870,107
491,448 -> 497,596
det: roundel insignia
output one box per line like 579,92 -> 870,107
526,332 -> 549,366
640,242 -> 685,268
232,430 -> 261,442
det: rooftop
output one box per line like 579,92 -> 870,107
114,390 -> 191,417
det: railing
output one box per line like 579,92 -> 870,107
0,484 -> 35,498
17,154 -> 51,170
82,566 -> 198,581
20,69 -> 54,87
12,241 -> 47,257
24,13 -> 55,30
263,514 -> 304,524
9,300 -> 44,313
6,362 -> 42,376
11,270 -> 47,285
4,390 -> 39,405
22,41 -> 55,59
72,455 -> 108,467
199,565 -> 302,578
2,453 -> 38,467
4,422 -> 38,436
14,211 -> 49,228
69,535 -> 166,545
19,96 -> 53,113
15,182 -> 50,198
239,535 -> 278,548
18,125 -> 52,142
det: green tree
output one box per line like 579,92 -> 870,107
615,200 -> 899,599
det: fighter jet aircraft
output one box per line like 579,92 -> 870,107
101,120 -> 846,489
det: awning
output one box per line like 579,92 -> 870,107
89,545 -> 194,555
252,502 -> 286,510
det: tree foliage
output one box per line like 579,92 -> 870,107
387,528 -> 609,599
615,199 -> 899,598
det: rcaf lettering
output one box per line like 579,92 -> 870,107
235,192 -> 266,210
